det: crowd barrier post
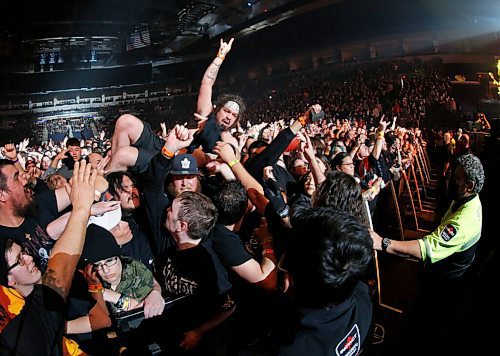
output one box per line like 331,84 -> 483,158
401,169 -> 420,231
417,143 -> 431,184
411,161 -> 432,214
389,180 -> 405,241
414,150 -> 428,198
365,200 -> 403,314
422,143 -> 433,179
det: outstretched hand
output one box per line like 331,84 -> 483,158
164,124 -> 197,154
70,160 -> 97,212
213,141 -> 236,164
2,143 -> 17,161
218,38 -> 234,58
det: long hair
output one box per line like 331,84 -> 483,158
312,171 -> 368,226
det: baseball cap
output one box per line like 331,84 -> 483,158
170,154 -> 200,175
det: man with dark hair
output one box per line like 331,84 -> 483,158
279,207 -> 373,355
312,171 -> 368,226
43,137 -> 82,179
208,180 -> 276,288
371,153 -> 484,281
106,171 -> 154,269
107,171 -> 141,215
195,38 -> 243,150
105,38 -> 242,173
371,153 -> 485,352
0,160 -> 97,355
0,159 -> 73,271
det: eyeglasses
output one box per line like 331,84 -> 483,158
93,257 -> 119,272
293,163 -> 308,169
7,249 -> 29,272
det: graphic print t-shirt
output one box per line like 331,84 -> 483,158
0,191 -> 58,272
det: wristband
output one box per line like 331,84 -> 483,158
228,159 -> 240,168
217,51 -> 225,60
88,283 -> 103,293
262,248 -> 274,256
11,158 -> 19,163
161,146 -> 175,159
377,132 -> 384,138
122,296 -> 130,311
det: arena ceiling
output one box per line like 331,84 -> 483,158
0,0 -> 498,66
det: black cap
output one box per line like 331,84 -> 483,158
170,154 -> 200,175
81,224 -> 121,264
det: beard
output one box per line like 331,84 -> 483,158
167,180 -> 201,198
12,196 -> 37,217
121,207 -> 135,217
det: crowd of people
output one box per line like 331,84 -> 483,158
0,38 -> 488,355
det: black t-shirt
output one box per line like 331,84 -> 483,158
278,282 -> 372,356
0,191 -> 58,272
65,273 -> 96,343
238,210 -> 264,259
159,243 -> 232,331
204,224 -> 252,268
120,215 -> 154,270
0,284 -> 66,356
32,179 -> 50,196
186,113 -> 221,153
140,151 -> 175,257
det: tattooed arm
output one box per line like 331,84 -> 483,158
197,38 -> 234,117
43,161 -> 96,300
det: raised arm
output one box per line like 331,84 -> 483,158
42,161 -> 96,300
197,38 -> 234,116
213,141 -> 264,195
372,119 -> 389,161
2,143 -> 24,173
301,131 -> 326,186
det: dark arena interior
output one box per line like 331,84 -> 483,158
0,0 -> 498,355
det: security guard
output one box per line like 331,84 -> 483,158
370,153 -> 484,281
370,153 -> 485,353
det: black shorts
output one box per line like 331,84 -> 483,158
131,121 -> 164,173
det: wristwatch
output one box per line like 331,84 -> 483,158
381,238 -> 391,252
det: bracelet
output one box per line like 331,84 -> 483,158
161,146 -> 175,159
88,283 -> 103,293
228,159 -> 240,168
122,296 -> 130,311
11,158 -> 19,163
262,248 -> 274,256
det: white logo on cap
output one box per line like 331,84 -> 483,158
181,158 -> 191,169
